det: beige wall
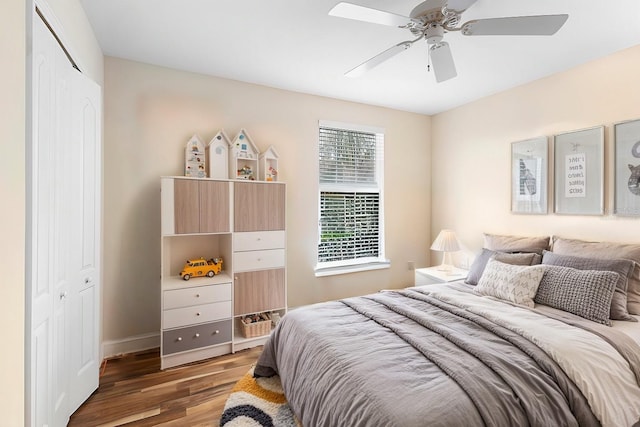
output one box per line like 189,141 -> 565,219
102,57 -> 431,347
1,1 -> 26,424
432,44 -> 640,264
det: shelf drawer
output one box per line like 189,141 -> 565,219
233,231 -> 285,251
164,283 -> 231,310
162,319 -> 232,355
163,301 -> 232,329
234,249 -> 285,272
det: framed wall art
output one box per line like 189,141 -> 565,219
614,119 -> 640,216
553,126 -> 604,215
511,136 -> 548,214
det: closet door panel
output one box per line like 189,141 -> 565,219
68,68 -> 102,415
52,46 -> 73,427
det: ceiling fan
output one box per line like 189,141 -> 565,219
329,0 -> 568,82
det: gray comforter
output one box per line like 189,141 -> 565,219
255,284 -> 638,426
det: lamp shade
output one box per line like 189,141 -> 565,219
430,229 -> 461,252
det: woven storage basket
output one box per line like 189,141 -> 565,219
240,318 -> 271,338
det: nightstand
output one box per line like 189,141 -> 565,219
414,266 -> 468,286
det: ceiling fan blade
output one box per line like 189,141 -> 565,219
462,14 -> 569,36
329,2 -> 412,27
346,41 -> 414,77
446,0 -> 478,13
430,42 -> 457,83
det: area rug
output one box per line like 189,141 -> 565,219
220,366 -> 300,427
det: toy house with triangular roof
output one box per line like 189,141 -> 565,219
230,128 -> 259,180
259,145 -> 279,182
206,130 -> 231,179
184,134 -> 206,178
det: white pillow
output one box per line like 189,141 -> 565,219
474,259 -> 546,307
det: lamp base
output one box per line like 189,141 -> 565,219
437,264 -> 454,275
437,252 -> 454,274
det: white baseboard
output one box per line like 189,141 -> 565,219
102,332 -> 160,359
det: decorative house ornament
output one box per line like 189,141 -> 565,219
207,130 -> 231,179
185,134 -> 206,178
230,128 -> 260,180
259,145 -> 280,182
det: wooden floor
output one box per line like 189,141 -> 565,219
68,346 -> 263,427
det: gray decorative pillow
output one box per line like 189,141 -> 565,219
484,233 -> 550,254
474,259 -> 546,307
494,252 -> 542,266
534,265 -> 618,326
542,250 -> 636,322
466,248 -> 541,286
552,236 -> 640,315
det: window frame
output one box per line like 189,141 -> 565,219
315,120 -> 389,277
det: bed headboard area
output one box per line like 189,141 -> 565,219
466,233 -> 640,322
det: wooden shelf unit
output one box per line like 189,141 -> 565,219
160,176 -> 286,369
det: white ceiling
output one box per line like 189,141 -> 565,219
81,0 -> 640,115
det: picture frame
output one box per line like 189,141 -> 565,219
553,126 -> 604,215
614,119 -> 640,216
511,136 -> 548,214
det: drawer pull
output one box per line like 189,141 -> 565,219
196,294 -> 200,298
196,312 -> 201,316
214,330 -> 220,335
177,337 -> 182,342
257,237 -> 262,241
195,333 -> 200,338
257,258 -> 262,261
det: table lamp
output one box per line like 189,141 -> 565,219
430,229 -> 461,274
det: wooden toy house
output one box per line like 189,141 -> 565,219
259,145 -> 279,182
184,134 -> 206,178
206,130 -> 231,179
230,128 -> 259,180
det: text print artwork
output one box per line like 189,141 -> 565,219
566,153 -> 586,198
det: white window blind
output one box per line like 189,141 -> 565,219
317,122 -> 386,273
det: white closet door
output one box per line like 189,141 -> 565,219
31,14 -> 55,425
30,12 -> 73,427
29,9 -> 102,427
67,68 -> 101,414
51,36 -> 74,427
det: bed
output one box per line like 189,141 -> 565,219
254,235 -> 640,427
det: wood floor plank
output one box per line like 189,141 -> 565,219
96,408 -> 162,427
69,346 -> 262,426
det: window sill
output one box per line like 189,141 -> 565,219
314,260 -> 391,277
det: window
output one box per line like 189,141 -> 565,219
316,121 -> 388,276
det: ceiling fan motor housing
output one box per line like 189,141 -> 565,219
426,24 -> 444,44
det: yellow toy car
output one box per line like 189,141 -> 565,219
180,257 -> 223,281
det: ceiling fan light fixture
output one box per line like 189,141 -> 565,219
429,42 -> 457,82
